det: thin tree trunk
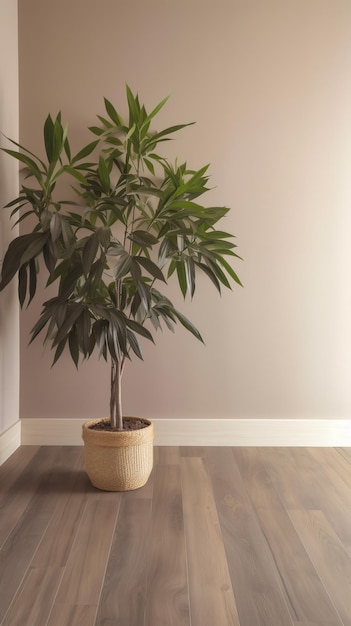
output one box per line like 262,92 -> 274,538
110,362 -> 116,427
110,358 -> 124,430
114,359 -> 123,430
109,277 -> 124,430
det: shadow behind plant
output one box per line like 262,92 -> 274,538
0,86 -> 242,431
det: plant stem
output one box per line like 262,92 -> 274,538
110,362 -> 115,425
115,358 -> 123,430
110,358 -> 124,430
109,277 -> 124,430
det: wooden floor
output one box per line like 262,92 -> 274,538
1,446 -> 351,625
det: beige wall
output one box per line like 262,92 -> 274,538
0,0 -> 19,434
18,0 -> 351,421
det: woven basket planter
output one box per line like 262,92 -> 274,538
82,417 -> 154,491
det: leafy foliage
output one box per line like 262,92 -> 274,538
0,86 -> 242,429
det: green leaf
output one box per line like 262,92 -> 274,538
130,258 -> 142,283
53,303 -> 83,346
125,318 -> 154,341
184,257 -> 195,297
97,226 -> 111,251
143,157 -> 155,175
135,256 -> 166,282
128,230 -> 159,247
176,261 -> 187,298
18,265 -> 27,308
195,261 -> 221,293
43,240 -> 57,275
20,232 -> 50,266
131,290 -> 141,317
171,309 -> 204,343
201,230 -> 235,240
204,258 -> 231,289
107,241 -> 125,256
201,239 -> 236,252
167,259 -> 177,279
64,136 -> 71,161
50,212 -> 62,242
104,97 -> 123,126
96,114 -> 114,129
142,95 -> 169,127
71,140 -> 99,165
158,237 -> 174,265
28,258 -> 37,305
114,253 -> 132,279
98,156 -> 110,192
106,322 -> 122,361
52,338 -> 68,366
6,194 -> 30,208
82,233 -> 99,275
88,125 -> 105,137
125,123 -> 136,141
126,85 -> 140,125
126,329 -> 143,359
29,302 -> 55,344
53,116 -> 68,162
2,149 -> 43,184
92,318 -> 108,359
2,135 -> 46,169
143,123 -> 194,151
77,307 -> 91,354
0,234 -> 44,291
152,306 -> 174,332
12,209 -> 36,226
44,114 -> 54,162
215,255 -> 243,287
58,263 -> 84,299
137,281 -> 151,313
68,326 -> 80,368
60,219 -> 76,248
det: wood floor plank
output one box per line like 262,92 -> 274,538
291,448 -> 351,503
338,447 -> 351,462
154,445 -> 180,465
0,447 -> 79,622
310,447 -> 351,491
179,446 -> 206,457
144,464 -> 190,626
206,448 -> 294,626
51,494 -> 120,613
0,445 -> 40,494
31,453 -> 93,568
181,456 -> 240,626
95,496 -> 152,625
289,509 -> 351,626
288,448 -> 351,554
2,566 -> 63,626
259,448 -> 321,510
0,446 -> 63,548
47,603 -> 97,626
256,506 -> 342,624
234,448 -> 343,624
292,622 -> 342,625
233,447 -> 283,510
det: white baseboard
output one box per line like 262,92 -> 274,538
21,417 -> 351,447
0,421 -> 21,465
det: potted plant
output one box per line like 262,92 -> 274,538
0,85 -> 242,490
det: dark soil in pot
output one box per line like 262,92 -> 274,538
88,418 -> 149,432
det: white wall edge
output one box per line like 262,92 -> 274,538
20,418 -> 351,447
0,421 -> 21,465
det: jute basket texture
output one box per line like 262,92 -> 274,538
82,417 -> 154,491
